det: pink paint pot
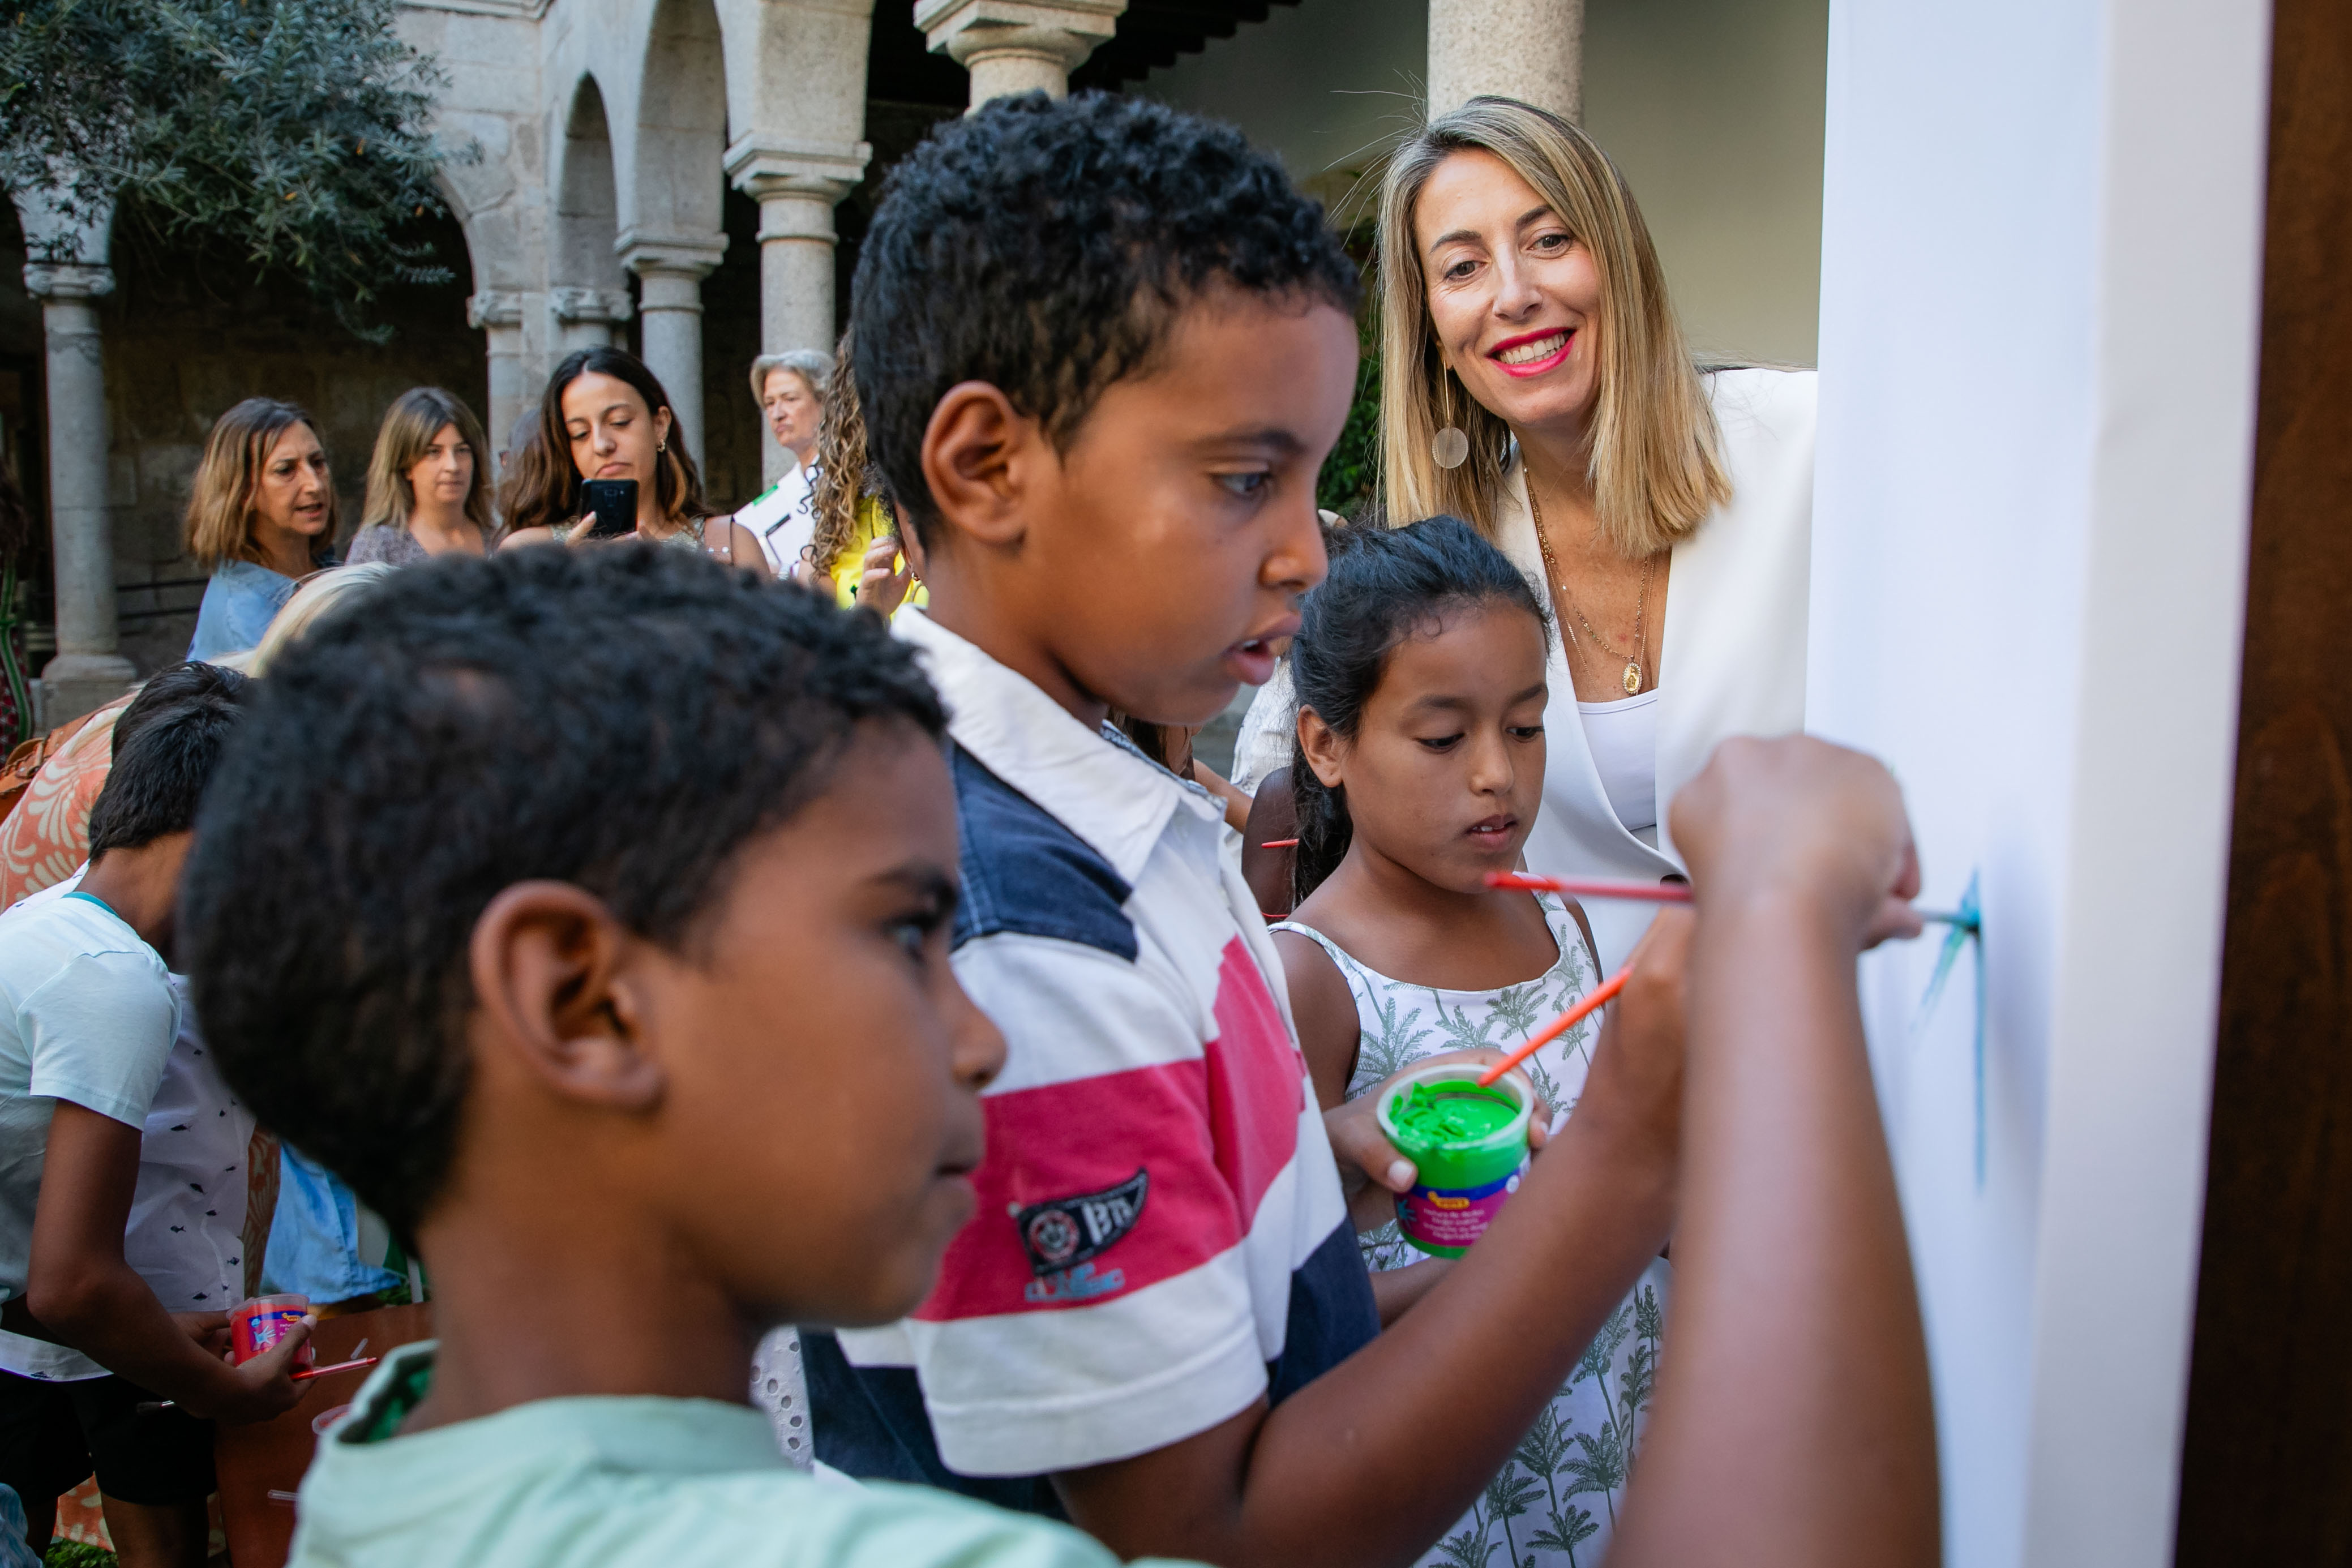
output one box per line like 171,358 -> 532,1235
229,1293 -> 314,1368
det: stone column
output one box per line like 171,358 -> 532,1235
549,287 -> 632,358
916,0 -> 1126,108
1427,0 -> 1584,123
22,259 -> 134,722
467,290 -> 530,470
725,138 -> 869,485
616,233 -> 726,466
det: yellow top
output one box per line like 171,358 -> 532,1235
825,496 -> 929,611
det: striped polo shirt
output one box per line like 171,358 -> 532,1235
807,609 -> 1377,1504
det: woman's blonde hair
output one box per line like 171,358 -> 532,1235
183,399 -> 341,571
245,563 -> 396,675
359,387 -> 495,538
1377,96 -> 1729,556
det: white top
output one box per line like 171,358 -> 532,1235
733,464 -> 815,576
0,888 -> 179,1378
1272,897 -> 1670,1567
1233,367 -> 1815,969
0,872 -> 255,1380
825,610 -> 1366,1480
1577,687 -> 1661,843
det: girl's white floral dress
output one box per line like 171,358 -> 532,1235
1274,893 -> 1670,1568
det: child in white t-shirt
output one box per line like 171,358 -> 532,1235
0,668 -> 310,1560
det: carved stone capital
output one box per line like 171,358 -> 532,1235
22,261 -> 114,302
616,230 -> 728,281
466,289 -> 526,330
723,136 -> 871,210
916,0 -> 1125,72
549,286 -> 632,326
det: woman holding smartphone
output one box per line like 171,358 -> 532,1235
499,347 -> 773,579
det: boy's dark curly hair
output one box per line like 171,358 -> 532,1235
851,91 -> 1361,543
181,547 -> 946,1239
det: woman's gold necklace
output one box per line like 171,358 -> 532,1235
1529,479 -> 1652,697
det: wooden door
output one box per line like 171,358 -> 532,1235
2174,0 -> 2352,1558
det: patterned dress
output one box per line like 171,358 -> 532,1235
1274,894 -> 1670,1568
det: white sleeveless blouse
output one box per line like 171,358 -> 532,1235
1273,894 -> 1672,1567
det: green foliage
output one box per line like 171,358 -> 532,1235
1316,335 -> 1381,520
44,1541 -> 117,1568
0,0 -> 473,341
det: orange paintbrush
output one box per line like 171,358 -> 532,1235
1476,963 -> 1631,1087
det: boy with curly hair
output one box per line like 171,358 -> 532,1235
179,549 -> 1181,1567
808,91 -> 1689,1567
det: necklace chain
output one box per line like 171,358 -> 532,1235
1529,479 -> 1653,697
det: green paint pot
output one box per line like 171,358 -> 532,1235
1374,1061 -> 1533,1259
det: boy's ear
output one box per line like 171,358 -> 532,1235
468,881 -> 666,1113
1297,706 -> 1346,790
919,382 -> 1040,549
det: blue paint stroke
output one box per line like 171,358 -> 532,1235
1912,871 -> 1986,1186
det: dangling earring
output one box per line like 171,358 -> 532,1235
657,439 -> 667,454
1432,371 -> 1469,469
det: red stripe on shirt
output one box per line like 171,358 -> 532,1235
1203,937 -> 1309,1232
912,1058 -> 1243,1320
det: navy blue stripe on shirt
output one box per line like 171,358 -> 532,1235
948,742 -> 1137,961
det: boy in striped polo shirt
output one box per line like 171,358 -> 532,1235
807,92 -> 1689,1566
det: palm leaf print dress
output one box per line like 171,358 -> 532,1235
1274,894 -> 1670,1568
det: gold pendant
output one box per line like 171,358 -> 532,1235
1622,661 -> 1641,695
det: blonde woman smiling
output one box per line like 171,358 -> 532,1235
185,399 -> 340,661
347,387 -> 500,564
1237,96 -> 1814,968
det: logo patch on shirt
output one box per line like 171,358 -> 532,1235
1013,1169 -> 1147,1278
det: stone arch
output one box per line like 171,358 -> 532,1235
629,0 -> 728,246
553,74 -> 630,353
616,0 -> 729,465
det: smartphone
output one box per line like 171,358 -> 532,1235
579,479 -> 637,540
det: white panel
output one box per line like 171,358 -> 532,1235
1810,1 -> 2268,1563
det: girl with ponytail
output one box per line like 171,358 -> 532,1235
1270,516 -> 1666,1567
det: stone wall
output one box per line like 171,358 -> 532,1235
6,208 -> 487,674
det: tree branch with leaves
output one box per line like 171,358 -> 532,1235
1,0 -> 475,341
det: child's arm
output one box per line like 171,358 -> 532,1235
1239,769 -> 1296,919
1607,736 -> 1937,1568
1187,756 -> 1252,834
1048,912 -> 1688,1568
29,1101 -> 311,1421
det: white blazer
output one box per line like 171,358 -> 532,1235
1233,367 -> 1816,970
1501,367 -> 1815,967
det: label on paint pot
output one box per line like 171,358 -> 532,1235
1396,1164 -> 1525,1256
230,1296 -> 314,1367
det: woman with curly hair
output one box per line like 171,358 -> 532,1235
796,330 -> 923,615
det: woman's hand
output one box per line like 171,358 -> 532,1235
858,533 -> 914,616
